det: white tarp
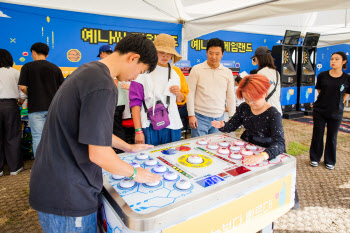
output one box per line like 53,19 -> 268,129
2,0 -> 350,47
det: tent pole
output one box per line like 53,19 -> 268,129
181,26 -> 188,60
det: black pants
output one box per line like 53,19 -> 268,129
113,105 -> 126,154
0,100 -> 23,172
310,110 -> 342,166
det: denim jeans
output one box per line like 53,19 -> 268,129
38,211 -> 97,233
143,124 -> 181,146
191,112 -> 224,138
28,111 -> 47,157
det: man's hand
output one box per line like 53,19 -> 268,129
135,133 -> 145,144
133,167 -> 162,183
126,143 -> 153,153
242,154 -> 265,166
211,120 -> 225,129
169,85 -> 181,96
189,116 -> 198,129
17,99 -> 25,107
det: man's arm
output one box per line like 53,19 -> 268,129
187,67 -> 198,116
19,85 -> 27,95
187,67 -> 198,129
89,145 -> 161,183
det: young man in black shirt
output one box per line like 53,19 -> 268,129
29,34 -> 161,232
18,42 -> 64,158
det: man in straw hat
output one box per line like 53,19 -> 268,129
29,34 -> 162,232
187,38 -> 236,137
130,33 -> 188,146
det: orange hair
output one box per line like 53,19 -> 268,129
236,74 -> 271,101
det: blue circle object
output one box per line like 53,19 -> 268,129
162,149 -> 177,155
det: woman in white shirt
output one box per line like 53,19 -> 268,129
251,46 -> 282,115
129,34 -> 185,146
0,49 -> 26,176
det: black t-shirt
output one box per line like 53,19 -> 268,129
219,103 -> 285,160
29,61 -> 118,217
18,60 -> 64,113
314,71 -> 350,119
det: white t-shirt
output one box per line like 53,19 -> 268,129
134,65 -> 183,129
0,67 -> 26,99
258,67 -> 282,115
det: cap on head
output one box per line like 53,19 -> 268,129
250,46 -> 271,59
97,45 -> 113,57
153,34 -> 182,63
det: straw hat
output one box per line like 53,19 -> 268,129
154,34 -> 182,63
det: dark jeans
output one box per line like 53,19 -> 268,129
0,99 -> 23,173
310,110 -> 342,166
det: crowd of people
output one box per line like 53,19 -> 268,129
0,33 -> 349,232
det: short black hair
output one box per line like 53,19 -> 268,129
0,49 -> 14,68
31,42 -> 49,56
331,51 -> 348,70
114,34 -> 158,73
206,38 -> 225,53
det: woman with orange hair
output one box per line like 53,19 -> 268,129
212,74 -> 285,166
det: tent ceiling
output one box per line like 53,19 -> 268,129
225,9 -> 350,47
2,0 -> 350,47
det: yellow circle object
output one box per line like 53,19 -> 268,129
67,49 -> 82,62
178,154 -> 213,168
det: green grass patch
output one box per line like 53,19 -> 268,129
5,216 -> 15,224
287,141 -> 309,156
23,188 -> 29,197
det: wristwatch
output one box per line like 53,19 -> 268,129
129,167 -> 137,180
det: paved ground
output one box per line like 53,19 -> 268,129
0,113 -> 349,233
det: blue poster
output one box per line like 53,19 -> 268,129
0,2 -> 182,76
281,86 -> 298,106
299,86 -> 315,104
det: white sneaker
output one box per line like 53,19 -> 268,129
325,164 -> 334,170
10,167 -> 23,175
0,171 -> 3,176
310,161 -> 318,167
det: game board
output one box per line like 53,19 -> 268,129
100,133 -> 296,233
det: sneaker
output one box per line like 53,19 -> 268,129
0,171 -> 3,177
325,164 -> 334,170
310,161 -> 318,167
10,167 -> 23,176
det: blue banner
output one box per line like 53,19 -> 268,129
187,30 -> 283,73
0,2 -> 182,71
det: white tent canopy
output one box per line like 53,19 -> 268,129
2,0 -> 350,48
